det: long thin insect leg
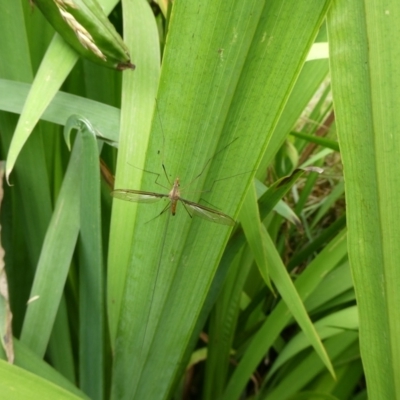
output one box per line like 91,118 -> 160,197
181,170 -> 254,202
158,201 -> 172,217
195,197 -> 220,210
162,163 -> 172,186
126,162 -> 170,190
200,169 -> 254,195
144,201 -> 172,225
183,137 -> 239,188
154,168 -> 170,189
180,200 -> 193,219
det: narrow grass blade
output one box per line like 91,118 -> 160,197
0,1 -> 53,270
265,332 -> 358,400
107,0 -> 160,344
261,229 -> 335,377
240,181 -> 273,290
290,131 -> 340,152
20,139 -> 81,356
222,230 -> 347,400
269,306 -> 358,376
5,0 -> 121,181
0,79 -> 120,144
64,116 -> 104,399
203,246 -> 253,400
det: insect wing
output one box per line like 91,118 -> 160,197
181,199 -> 235,226
111,189 -> 167,203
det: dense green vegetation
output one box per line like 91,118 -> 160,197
0,0 -> 398,399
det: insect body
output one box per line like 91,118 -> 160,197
111,177 -> 235,226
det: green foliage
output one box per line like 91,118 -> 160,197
0,0 -> 397,399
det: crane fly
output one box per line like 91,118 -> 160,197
111,176 -> 236,226
112,134 -> 239,225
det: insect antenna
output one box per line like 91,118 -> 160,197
182,137 -> 239,189
155,98 -> 172,186
200,169 -> 255,194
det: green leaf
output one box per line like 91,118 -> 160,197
106,0 -> 161,344
328,0 -> 400,397
261,229 -> 336,378
203,246 -> 253,399
64,116 -> 104,399
0,79 -> 120,144
0,339 -> 87,398
290,131 -> 340,152
269,306 -> 358,375
240,181 -> 273,290
110,0 -> 333,398
265,332 -> 357,400
222,230 -> 347,400
20,139 -> 81,356
0,359 -> 86,400
5,0 -> 121,181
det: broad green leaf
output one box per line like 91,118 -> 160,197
0,359 -> 86,400
328,0 -> 400,397
0,339 -> 87,398
256,25 -> 329,180
111,0 -> 333,399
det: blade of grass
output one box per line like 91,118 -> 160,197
107,0 -> 160,345
0,79 -> 120,143
304,262 -> 353,313
64,117 -> 104,399
264,332 -> 358,400
202,245 -> 253,400
290,131 -> 340,152
0,339 -> 87,398
222,230 -> 347,400
0,359 -> 85,400
0,1 -> 52,269
5,0 -> 121,181
240,181 -> 273,290
20,138 -> 81,356
328,0 -> 400,397
269,306 -> 358,375
261,228 -> 335,378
